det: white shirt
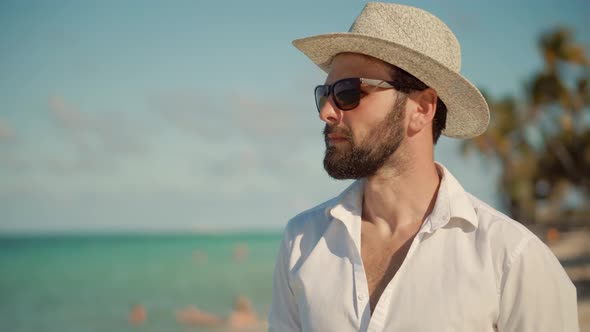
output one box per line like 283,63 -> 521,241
268,164 -> 579,332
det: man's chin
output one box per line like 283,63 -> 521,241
323,156 -> 359,180
323,149 -> 346,166
323,148 -> 387,180
325,171 -> 357,180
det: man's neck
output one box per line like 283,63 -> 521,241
361,158 -> 441,238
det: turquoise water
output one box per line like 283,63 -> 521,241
0,233 -> 282,332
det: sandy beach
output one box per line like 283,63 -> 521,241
547,229 -> 590,331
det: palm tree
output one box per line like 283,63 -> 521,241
462,27 -> 590,226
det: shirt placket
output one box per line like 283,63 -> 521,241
365,230 -> 426,332
353,256 -> 371,331
342,221 -> 371,332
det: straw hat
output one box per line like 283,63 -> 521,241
292,2 -> 489,138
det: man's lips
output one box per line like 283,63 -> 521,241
326,134 -> 349,144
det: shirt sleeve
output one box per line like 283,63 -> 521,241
497,236 -> 579,332
268,229 -> 301,332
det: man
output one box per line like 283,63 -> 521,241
268,2 -> 579,332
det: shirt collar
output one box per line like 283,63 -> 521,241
423,163 -> 478,233
325,179 -> 365,245
325,163 -> 479,237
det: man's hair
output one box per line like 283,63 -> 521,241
389,66 -> 447,144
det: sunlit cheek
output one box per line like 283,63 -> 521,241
351,127 -> 372,146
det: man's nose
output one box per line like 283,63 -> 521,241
318,96 -> 342,125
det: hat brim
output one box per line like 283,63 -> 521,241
293,33 -> 490,138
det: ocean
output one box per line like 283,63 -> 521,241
0,233 -> 282,332
3,231 -> 588,331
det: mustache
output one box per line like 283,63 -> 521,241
323,125 -> 352,139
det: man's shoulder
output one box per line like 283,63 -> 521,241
467,193 -> 529,230
465,192 -> 550,265
464,193 -> 575,308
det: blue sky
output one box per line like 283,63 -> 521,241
0,0 -> 588,233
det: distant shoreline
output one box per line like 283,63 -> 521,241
0,229 -> 284,239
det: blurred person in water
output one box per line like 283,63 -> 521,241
176,295 -> 263,329
128,303 -> 146,326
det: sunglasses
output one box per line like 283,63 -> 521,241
314,77 -> 406,112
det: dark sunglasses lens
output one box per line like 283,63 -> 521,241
333,79 -> 361,110
315,86 -> 329,112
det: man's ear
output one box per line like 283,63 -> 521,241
408,88 -> 437,133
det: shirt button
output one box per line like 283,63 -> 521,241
357,294 -> 364,301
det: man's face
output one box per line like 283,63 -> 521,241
320,53 -> 407,179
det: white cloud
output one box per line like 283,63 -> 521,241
46,94 -> 152,172
1,88 -> 347,231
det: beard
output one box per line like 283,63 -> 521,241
323,96 -> 406,180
